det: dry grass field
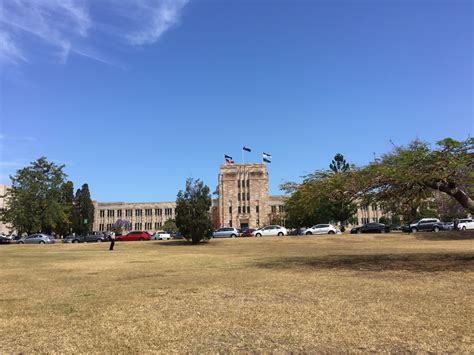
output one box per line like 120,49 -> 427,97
0,232 -> 473,353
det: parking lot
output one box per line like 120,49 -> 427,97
0,232 -> 473,352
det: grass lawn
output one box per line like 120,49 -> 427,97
0,232 -> 473,352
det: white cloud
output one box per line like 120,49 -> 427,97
125,0 -> 189,45
0,0 -> 190,67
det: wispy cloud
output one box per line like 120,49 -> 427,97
0,134 -> 38,142
0,0 -> 190,68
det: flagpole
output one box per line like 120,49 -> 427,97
242,147 -> 244,164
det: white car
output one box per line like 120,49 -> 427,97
151,232 -> 172,240
302,224 -> 341,235
252,225 -> 287,237
457,218 -> 474,231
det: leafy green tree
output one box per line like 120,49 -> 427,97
56,181 -> 75,235
366,138 -> 473,213
1,157 -> 70,235
162,219 -> 178,233
72,184 -> 95,235
175,178 -> 213,244
330,153 -> 350,173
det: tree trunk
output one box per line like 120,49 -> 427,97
428,182 -> 474,213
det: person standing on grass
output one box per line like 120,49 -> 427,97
109,231 -> 116,251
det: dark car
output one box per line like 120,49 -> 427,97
350,223 -> 390,234
0,235 -> 11,244
240,228 -> 255,237
402,218 -> 445,233
63,232 -> 107,243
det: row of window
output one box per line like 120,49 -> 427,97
229,205 -> 260,214
98,222 -> 164,232
360,217 -> 379,224
271,205 -> 285,213
360,204 -> 381,212
237,180 -> 250,188
237,192 -> 250,201
99,208 -> 174,218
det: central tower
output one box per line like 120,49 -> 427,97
218,163 -> 270,229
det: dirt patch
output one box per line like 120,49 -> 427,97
256,253 -> 474,272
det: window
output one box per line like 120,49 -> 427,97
145,209 -> 152,216
145,222 -> 152,230
229,220 -> 232,227
99,224 -> 104,231
165,208 -> 173,216
238,206 -> 241,214
238,193 -> 241,201
241,180 -> 245,188
154,222 -> 162,229
256,205 -> 259,213
107,210 -> 114,217
372,203 -> 377,211
237,180 -> 240,188
117,210 -> 122,218
135,209 -> 142,217
271,206 -> 277,213
126,209 -> 132,217
279,205 -> 285,213
229,206 -> 232,214
247,180 -> 250,188
99,210 -> 105,218
247,206 -> 250,214
134,222 -> 142,230
247,192 -> 250,201
155,209 -> 162,216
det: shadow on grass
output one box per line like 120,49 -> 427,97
255,253 -> 474,272
413,231 -> 474,241
152,240 -> 213,247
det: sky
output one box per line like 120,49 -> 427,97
0,0 -> 472,202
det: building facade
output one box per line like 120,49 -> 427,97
0,184 -> 11,234
92,201 -> 177,232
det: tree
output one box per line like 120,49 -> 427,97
56,181 -> 75,235
112,219 -> 131,235
72,184 -> 95,235
175,178 -> 213,244
162,219 -> 178,233
1,157 -> 70,234
330,153 -> 350,173
365,138 -> 473,214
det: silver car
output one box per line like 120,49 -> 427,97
213,227 -> 240,238
17,234 -> 55,244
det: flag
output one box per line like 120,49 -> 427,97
263,157 -> 271,163
263,152 -> 272,158
243,146 -> 251,152
224,154 -> 233,160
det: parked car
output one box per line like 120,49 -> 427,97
63,232 -> 107,243
151,232 -> 172,240
402,218 -> 445,233
172,232 -> 184,239
350,223 -> 390,234
0,235 -> 11,244
17,234 -> 56,244
252,225 -> 287,237
444,222 -> 454,230
213,227 -> 240,238
239,228 -> 255,237
115,231 -> 151,241
302,224 -> 341,235
457,218 -> 474,231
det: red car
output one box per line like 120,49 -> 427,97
240,228 -> 255,237
116,231 -> 151,241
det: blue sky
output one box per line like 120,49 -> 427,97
1,0 -> 472,202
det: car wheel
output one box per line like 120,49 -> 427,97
462,226 -> 466,231
380,229 -> 385,234
18,241 -> 24,244
39,241 -> 45,244
256,233 -> 262,237
433,226 -> 440,233
97,239 -> 102,243
328,231 -> 335,235
306,232 -> 312,235
357,230 -> 362,234
73,239 -> 79,243
231,234 -> 236,238
411,227 -> 418,233
277,232 -> 284,236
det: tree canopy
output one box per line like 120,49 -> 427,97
175,178 -> 213,244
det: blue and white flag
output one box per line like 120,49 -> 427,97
263,157 -> 271,163
243,146 -> 251,152
263,152 -> 272,159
